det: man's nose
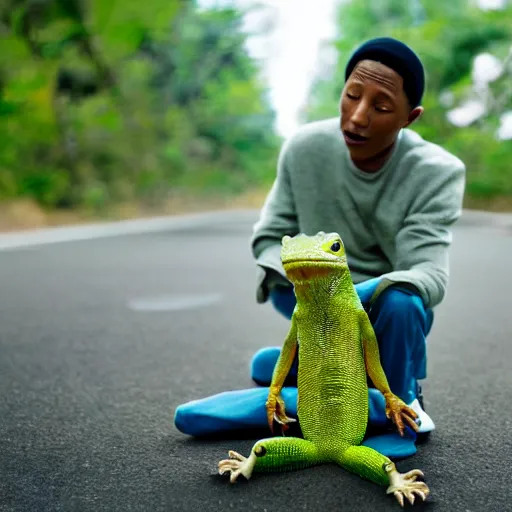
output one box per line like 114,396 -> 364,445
350,101 -> 370,128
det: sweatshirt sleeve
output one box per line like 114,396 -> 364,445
250,138 -> 300,302
371,156 -> 466,309
251,138 -> 300,259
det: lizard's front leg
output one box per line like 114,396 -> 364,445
266,315 -> 299,433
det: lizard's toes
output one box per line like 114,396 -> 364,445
393,490 -> 405,508
218,460 -> 234,474
218,459 -> 235,470
218,449 -> 257,482
228,450 -> 246,461
402,469 -> 424,481
403,489 -> 416,505
411,488 -> 428,502
274,413 -> 297,425
391,482 -> 429,506
229,469 -> 242,483
386,466 -> 429,506
218,452 -> 244,474
218,459 -> 242,481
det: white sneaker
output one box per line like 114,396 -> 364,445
408,398 -> 436,433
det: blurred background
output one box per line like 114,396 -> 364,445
0,0 -> 511,232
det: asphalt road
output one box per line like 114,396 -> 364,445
1,211 -> 511,512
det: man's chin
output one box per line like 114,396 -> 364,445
348,143 -> 397,172
346,145 -> 376,161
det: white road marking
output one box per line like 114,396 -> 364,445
127,293 -> 223,312
0,210 -> 259,251
0,208 -> 509,252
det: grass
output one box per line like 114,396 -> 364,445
0,188 -> 270,233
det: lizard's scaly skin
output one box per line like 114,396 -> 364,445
251,438 -> 320,472
219,232 -> 429,505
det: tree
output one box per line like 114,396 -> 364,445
0,0 -> 279,210
303,0 -> 512,206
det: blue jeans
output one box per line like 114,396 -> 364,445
255,279 -> 433,404
174,277 -> 433,438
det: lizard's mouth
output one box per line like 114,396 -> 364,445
283,258 -> 346,267
282,259 -> 347,280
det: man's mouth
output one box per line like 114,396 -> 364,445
343,130 -> 369,146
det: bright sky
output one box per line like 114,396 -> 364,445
197,0 -> 508,138
197,0 -> 339,137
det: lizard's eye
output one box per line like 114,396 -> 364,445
330,242 -> 341,252
254,445 -> 267,457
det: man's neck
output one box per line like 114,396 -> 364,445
351,141 -> 396,173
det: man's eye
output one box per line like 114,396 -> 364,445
331,242 -> 341,252
346,93 -> 358,100
375,105 -> 391,112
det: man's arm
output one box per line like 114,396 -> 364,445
372,158 -> 466,309
250,138 -> 300,303
251,138 -> 299,259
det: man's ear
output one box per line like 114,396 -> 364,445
404,106 -> 424,127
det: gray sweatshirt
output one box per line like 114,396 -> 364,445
250,117 -> 466,309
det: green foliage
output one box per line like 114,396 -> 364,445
304,0 -> 512,205
0,0 -> 280,210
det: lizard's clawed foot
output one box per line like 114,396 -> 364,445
218,450 -> 256,483
385,463 -> 430,507
384,393 -> 420,437
266,392 -> 297,434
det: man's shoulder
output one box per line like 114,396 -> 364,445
400,129 -> 466,176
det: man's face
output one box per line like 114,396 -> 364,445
340,59 -> 422,162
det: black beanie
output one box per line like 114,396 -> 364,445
344,37 -> 425,109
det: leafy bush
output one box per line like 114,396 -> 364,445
304,0 -> 512,207
0,0 -> 280,212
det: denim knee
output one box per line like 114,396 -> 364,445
269,285 -> 296,320
369,287 -> 431,397
372,287 -> 428,328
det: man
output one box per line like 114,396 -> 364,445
174,37 -> 465,446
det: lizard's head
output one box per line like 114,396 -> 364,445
280,231 -> 348,283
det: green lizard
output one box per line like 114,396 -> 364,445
218,231 -> 430,507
